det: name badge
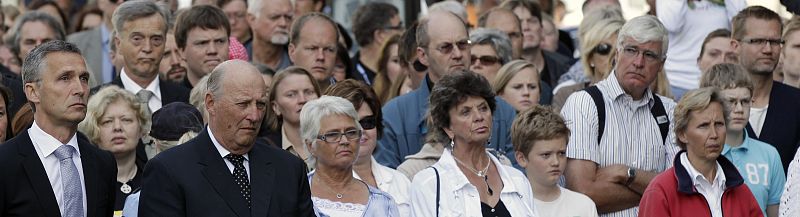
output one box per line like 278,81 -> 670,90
656,115 -> 668,124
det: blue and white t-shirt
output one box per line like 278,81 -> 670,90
722,130 -> 785,216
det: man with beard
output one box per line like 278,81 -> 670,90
175,5 -> 230,89
733,6 -> 800,172
246,0 -> 293,71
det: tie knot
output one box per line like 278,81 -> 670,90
136,90 -> 154,104
225,154 -> 245,164
53,145 -> 76,161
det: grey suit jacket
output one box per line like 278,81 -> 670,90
68,27 -> 105,88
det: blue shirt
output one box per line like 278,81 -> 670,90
722,130 -> 786,215
308,171 -> 400,217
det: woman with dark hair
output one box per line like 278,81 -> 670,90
333,43 -> 353,82
70,6 -> 102,33
409,70 -> 534,216
325,80 -> 411,216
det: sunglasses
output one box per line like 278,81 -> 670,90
593,43 -> 612,56
359,116 -> 377,130
434,39 -> 471,55
471,55 -> 501,66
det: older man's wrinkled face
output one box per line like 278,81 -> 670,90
734,18 -> 782,76
206,62 -> 267,154
19,21 -> 58,61
419,12 -> 471,82
248,0 -> 293,45
485,10 -> 523,59
614,38 -> 664,98
116,14 -> 167,79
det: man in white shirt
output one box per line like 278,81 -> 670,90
0,40 -> 118,217
94,0 -> 189,112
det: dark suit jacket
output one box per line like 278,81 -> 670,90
91,75 -> 190,105
138,128 -> 315,217
0,130 -> 117,217
746,81 -> 800,172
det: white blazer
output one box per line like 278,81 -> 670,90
353,157 -> 412,217
410,149 -> 536,217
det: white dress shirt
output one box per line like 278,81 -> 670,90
120,68 -> 163,112
353,157 -> 412,217
209,127 -> 250,180
410,148 -> 536,217
681,153 -> 726,217
29,121 -> 88,217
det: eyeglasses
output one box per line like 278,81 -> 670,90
725,97 -> 752,108
358,116 -> 377,130
383,22 -> 404,31
434,39 -> 472,55
620,46 -> 664,63
471,55 -> 501,66
739,38 -> 784,48
593,43 -> 612,56
317,129 -> 362,143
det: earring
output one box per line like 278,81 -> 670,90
450,139 -> 455,148
590,63 -> 595,68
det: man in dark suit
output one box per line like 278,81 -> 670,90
732,6 -> 800,172
0,40 -> 117,217
139,60 -> 315,217
93,0 -> 189,112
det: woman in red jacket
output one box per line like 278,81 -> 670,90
639,87 -> 762,217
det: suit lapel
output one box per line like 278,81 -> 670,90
77,137 -> 99,217
196,131 -> 251,217
248,143 -> 275,217
16,130 -> 62,217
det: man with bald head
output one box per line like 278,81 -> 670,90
139,60 -> 315,217
288,12 -> 339,91
478,7 -> 523,59
376,11 -> 519,169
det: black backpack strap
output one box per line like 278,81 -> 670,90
584,86 -> 606,145
432,166 -> 440,217
650,92 -> 670,145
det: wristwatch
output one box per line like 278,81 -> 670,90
626,167 -> 636,186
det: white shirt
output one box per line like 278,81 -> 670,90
120,68 -> 163,112
749,105 -> 768,137
561,71 -> 680,217
533,187 -> 598,217
681,152 -> 726,217
410,149 -> 536,217
781,147 -> 800,217
29,121 -> 88,217
353,157 -> 412,217
208,127 -> 250,180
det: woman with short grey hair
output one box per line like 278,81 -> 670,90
469,28 -> 513,83
300,95 -> 400,216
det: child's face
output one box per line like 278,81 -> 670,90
516,137 -> 568,187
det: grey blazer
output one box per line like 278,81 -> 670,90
67,27 -> 105,88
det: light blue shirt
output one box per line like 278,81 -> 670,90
308,171 -> 400,217
100,25 -> 113,83
122,191 -> 140,217
722,130 -> 786,215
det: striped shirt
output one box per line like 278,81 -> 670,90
781,147 -> 800,217
561,71 -> 681,217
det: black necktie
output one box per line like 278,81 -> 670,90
225,154 -> 251,208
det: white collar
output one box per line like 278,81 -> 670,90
352,157 -> 394,184
681,152 -> 726,188
29,121 -> 80,158
120,68 -> 161,100
436,148 -> 520,194
208,127 -> 249,161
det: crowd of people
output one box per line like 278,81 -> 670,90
0,0 -> 800,216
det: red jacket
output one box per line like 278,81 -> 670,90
639,151 -> 763,217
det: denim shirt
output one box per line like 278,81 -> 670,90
308,171 -> 401,217
409,149 -> 537,217
375,75 -> 519,169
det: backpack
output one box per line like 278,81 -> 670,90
583,86 -> 670,145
